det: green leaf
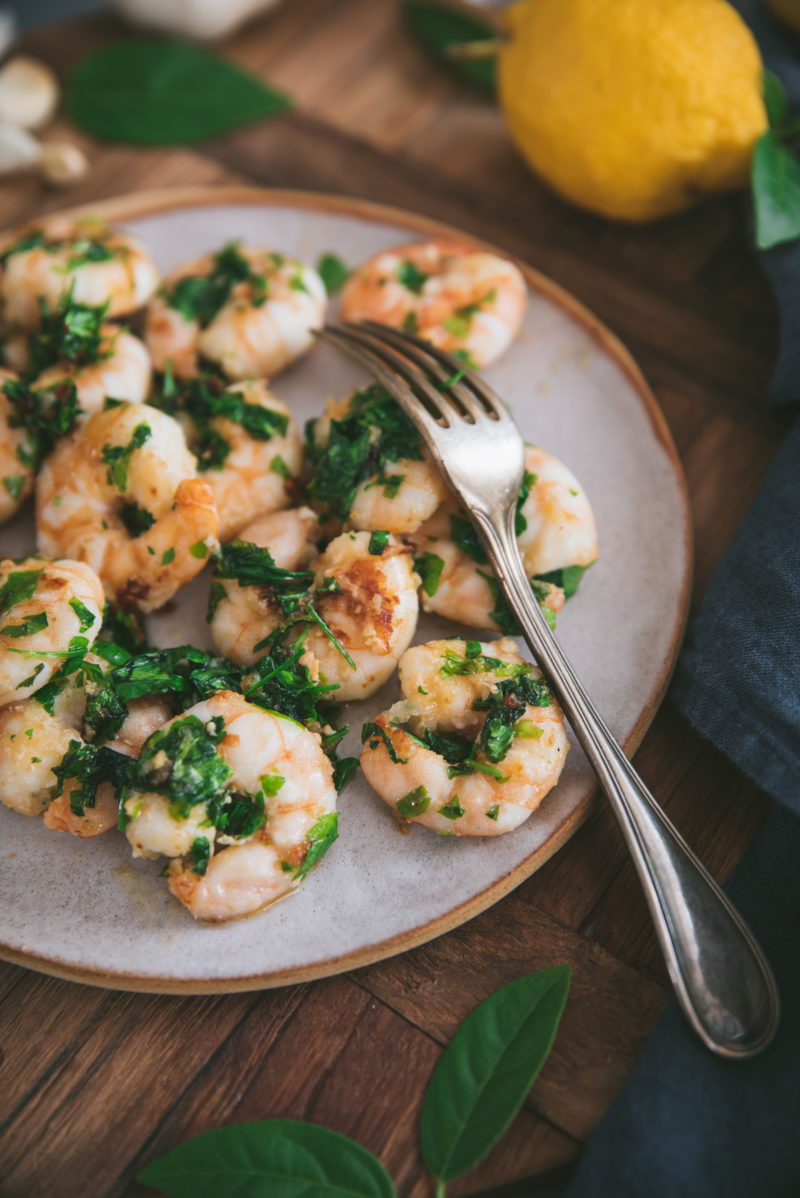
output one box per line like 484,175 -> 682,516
65,39 -> 291,146
764,70 -> 788,130
421,965 -> 571,1184
752,130 -> 800,249
404,1 -> 497,95
138,1119 -> 395,1198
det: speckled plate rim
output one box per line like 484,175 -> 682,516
0,186 -> 693,993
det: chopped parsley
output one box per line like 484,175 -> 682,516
101,422 -> 151,492
1,611 -> 48,638
361,720 -> 408,764
368,530 -> 390,555
294,812 -> 339,881
119,501 -> 155,538
472,669 -> 552,763
2,475 -> 26,502
536,563 -> 592,599
317,252 -> 351,293
269,453 -> 291,478
486,804 -> 500,821
414,552 -> 444,597
189,540 -> 209,559
439,795 -> 465,820
441,288 -> 497,340
53,738 -> 131,816
395,260 -> 428,294
27,293 -> 109,377
165,242 -> 267,327
187,837 -> 211,876
0,568 -> 43,617
3,377 -> 79,469
307,383 -> 423,521
396,786 -> 431,818
207,789 -> 266,839
135,713 -> 232,817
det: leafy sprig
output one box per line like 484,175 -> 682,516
136,966 -> 570,1197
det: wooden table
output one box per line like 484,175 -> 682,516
0,3 -> 780,1194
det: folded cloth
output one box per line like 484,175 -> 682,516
550,4 -> 800,1194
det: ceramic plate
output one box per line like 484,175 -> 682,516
0,188 -> 691,992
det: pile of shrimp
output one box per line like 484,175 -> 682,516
0,214 -> 598,921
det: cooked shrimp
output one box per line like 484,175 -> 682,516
43,695 -> 171,837
36,402 -> 219,612
0,677 -> 169,837
340,240 -> 527,368
307,386 -> 448,533
0,369 -> 36,523
408,446 -> 597,631
145,242 -> 326,381
26,328 -> 151,415
208,506 -> 321,663
210,525 -> 419,702
361,638 -> 569,836
174,378 -> 303,542
0,556 -> 104,707
0,216 -> 159,329
122,690 -> 338,921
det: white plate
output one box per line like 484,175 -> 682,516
0,189 -> 691,992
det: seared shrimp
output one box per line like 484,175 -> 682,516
0,556 -> 104,707
171,378 -> 303,542
408,446 -> 598,632
3,292 -> 152,414
122,690 -> 338,921
361,638 -> 569,836
36,402 -> 219,612
0,668 -> 169,837
307,385 -> 448,533
210,524 -> 419,701
0,369 -> 36,522
145,242 -> 326,381
0,216 -> 159,329
27,329 -> 151,415
340,240 -> 526,368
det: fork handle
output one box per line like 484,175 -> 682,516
475,508 -> 779,1058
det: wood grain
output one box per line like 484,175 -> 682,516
0,1 -> 782,1194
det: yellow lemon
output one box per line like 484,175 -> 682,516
765,0 -> 800,36
497,0 -> 768,222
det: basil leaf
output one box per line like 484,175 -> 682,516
404,1 -> 496,95
421,965 -> 571,1185
65,39 -> 291,146
137,1119 -> 395,1198
752,130 -> 800,250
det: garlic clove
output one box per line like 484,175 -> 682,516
0,120 -> 39,175
0,56 -> 60,131
37,141 -> 89,188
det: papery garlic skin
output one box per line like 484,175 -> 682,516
38,142 -> 89,188
0,121 -> 39,175
0,57 -> 59,131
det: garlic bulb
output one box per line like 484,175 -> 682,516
38,141 -> 89,188
0,56 -> 59,131
111,0 -> 285,42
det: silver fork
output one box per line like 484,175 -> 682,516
319,318 -> 779,1059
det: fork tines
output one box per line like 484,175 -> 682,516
318,321 -> 507,429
